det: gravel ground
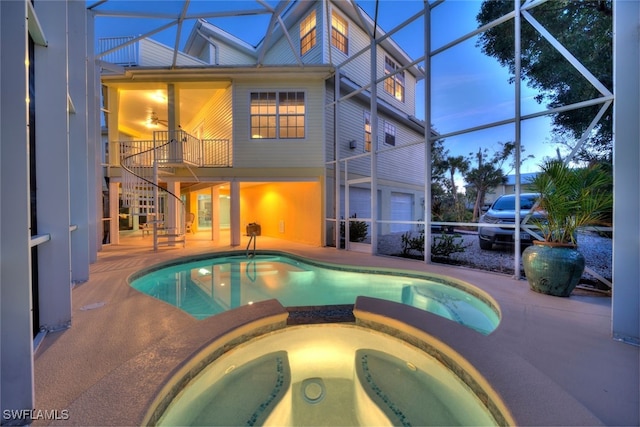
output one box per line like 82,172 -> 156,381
377,230 -> 612,290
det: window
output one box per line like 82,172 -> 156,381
331,11 -> 348,54
384,56 -> 405,102
250,91 -> 305,139
384,121 -> 396,146
300,10 -> 316,55
250,92 -> 276,139
364,111 -> 371,152
278,92 -> 305,139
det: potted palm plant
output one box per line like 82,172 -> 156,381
522,159 -> 612,297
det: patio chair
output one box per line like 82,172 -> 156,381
185,212 -> 195,233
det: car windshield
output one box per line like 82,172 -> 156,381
492,195 -> 537,211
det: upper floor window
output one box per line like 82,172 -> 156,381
384,121 -> 396,146
250,91 -> 305,139
300,10 -> 317,55
331,11 -> 348,54
364,111 -> 371,152
384,56 -> 405,102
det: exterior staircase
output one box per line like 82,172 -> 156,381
120,130 -> 199,249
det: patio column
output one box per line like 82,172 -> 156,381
166,181 -> 180,241
611,0 -> 640,345
109,181 -> 120,245
230,181 -> 241,246
1,0 -> 35,418
211,186 -> 220,242
34,0 -> 72,331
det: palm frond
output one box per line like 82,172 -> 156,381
527,160 -> 612,244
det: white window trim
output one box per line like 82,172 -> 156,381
300,10 -> 317,56
384,56 -> 406,103
249,90 -> 307,140
364,110 -> 371,152
383,120 -> 396,146
331,11 -> 349,55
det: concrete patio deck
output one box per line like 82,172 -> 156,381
33,231 -> 639,426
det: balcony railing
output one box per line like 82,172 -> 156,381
118,133 -> 232,168
153,130 -> 201,166
98,36 -> 138,66
202,139 -> 232,167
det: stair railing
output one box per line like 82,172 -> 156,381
120,138 -> 186,250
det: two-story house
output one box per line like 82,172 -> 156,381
101,0 -> 427,252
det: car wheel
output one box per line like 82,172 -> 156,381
478,238 -> 493,250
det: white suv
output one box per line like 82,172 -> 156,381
478,193 -> 543,250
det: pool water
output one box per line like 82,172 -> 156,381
155,325 -> 500,426
130,253 -> 499,334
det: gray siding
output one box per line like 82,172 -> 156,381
183,88 -> 233,142
326,4 -> 418,118
138,39 -> 206,67
324,85 -> 336,163
213,38 -> 256,65
232,79 -> 325,169
325,83 -> 424,188
376,119 -> 425,187
263,3 -> 324,65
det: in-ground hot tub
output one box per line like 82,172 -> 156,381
151,324 -> 508,426
141,296 -> 602,427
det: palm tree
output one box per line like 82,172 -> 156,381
445,155 -> 469,196
464,148 -> 508,221
527,160 -> 613,244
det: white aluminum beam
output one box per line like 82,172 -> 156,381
612,0 -> 640,345
1,0 -> 35,419
34,0 -> 72,331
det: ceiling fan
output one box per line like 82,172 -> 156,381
148,111 -> 168,127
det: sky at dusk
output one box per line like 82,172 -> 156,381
92,0 -> 562,174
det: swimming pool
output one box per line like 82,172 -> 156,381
153,324 -> 504,426
129,251 -> 500,334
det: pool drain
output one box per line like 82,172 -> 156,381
301,378 -> 325,404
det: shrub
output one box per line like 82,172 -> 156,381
401,230 -> 425,256
401,228 -> 470,258
431,232 -> 470,257
340,214 -> 368,243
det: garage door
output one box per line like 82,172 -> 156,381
390,192 -> 413,233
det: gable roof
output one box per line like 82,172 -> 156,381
182,0 -> 424,78
184,19 -> 259,59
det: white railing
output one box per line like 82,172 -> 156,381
118,131 -> 231,249
120,138 -> 187,249
117,136 -> 232,168
153,129 -> 201,166
202,139 -> 233,167
119,140 -> 156,212
98,36 -> 138,66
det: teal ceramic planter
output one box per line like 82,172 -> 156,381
522,241 -> 585,297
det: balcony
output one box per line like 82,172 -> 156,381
98,36 -> 139,66
118,130 -> 232,168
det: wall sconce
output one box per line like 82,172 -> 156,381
349,139 -> 357,150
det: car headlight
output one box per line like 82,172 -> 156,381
482,215 -> 501,224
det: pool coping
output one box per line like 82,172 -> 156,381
34,242 -> 636,427
141,299 -> 289,426
353,296 -> 603,427
127,249 -> 502,333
